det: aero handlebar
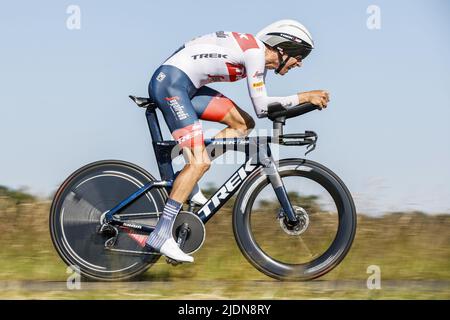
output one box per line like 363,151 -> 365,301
267,102 -> 320,121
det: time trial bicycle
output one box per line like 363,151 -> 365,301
49,96 -> 357,281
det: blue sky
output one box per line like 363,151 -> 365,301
0,0 -> 449,215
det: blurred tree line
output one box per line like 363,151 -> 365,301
0,185 -> 36,204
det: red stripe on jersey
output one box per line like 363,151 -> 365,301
232,32 -> 259,52
164,96 -> 180,101
200,93 -> 236,122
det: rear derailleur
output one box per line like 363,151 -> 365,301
97,223 -> 119,248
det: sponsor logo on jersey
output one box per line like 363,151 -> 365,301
207,74 -> 226,82
191,53 -> 228,60
252,81 -> 264,88
177,129 -> 203,145
156,72 -> 166,82
253,71 -> 264,78
165,96 -> 189,121
174,122 -> 203,147
232,32 -> 259,52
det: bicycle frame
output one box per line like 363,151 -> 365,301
104,104 -> 313,233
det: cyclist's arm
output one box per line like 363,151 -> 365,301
244,48 -> 299,118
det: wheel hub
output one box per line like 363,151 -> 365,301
278,206 -> 310,236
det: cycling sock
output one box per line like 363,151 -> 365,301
146,198 -> 182,250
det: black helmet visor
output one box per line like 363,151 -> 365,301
279,41 -> 313,60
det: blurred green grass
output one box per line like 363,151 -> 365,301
0,188 -> 449,299
0,194 -> 449,282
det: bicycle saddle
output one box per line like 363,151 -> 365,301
129,95 -> 156,108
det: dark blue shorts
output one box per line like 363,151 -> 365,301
148,65 -> 236,148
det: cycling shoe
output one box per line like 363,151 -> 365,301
148,238 -> 194,263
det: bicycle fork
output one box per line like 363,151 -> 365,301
258,144 -> 299,226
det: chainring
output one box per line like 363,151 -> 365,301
172,211 -> 206,254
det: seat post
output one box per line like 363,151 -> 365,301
145,106 -> 163,142
145,106 -> 176,181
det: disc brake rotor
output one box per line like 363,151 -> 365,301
278,206 -> 310,236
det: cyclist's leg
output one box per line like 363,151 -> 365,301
149,67 -> 211,203
146,66 -> 210,261
191,86 -> 255,139
216,105 -> 255,138
170,144 -> 210,198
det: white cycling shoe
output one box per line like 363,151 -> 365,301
159,238 -> 194,263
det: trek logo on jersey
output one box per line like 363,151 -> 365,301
165,96 -> 189,121
253,71 -> 264,78
252,81 -> 264,88
191,53 -> 228,60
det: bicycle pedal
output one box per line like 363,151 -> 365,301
165,257 -> 182,266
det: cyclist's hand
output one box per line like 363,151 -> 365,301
298,90 -> 330,109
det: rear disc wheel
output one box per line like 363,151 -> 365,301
49,160 -> 167,281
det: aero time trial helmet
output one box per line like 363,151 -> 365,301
256,19 -> 314,60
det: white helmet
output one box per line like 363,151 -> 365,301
256,19 -> 314,60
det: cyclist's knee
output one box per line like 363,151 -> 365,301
235,114 -> 255,135
199,161 -> 211,173
245,116 -> 255,132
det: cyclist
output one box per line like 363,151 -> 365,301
146,19 -> 330,262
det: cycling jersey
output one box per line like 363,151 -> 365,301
148,31 -> 300,148
163,31 -> 299,117
149,64 -> 235,148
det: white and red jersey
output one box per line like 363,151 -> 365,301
163,31 -> 299,118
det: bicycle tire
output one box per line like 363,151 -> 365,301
232,158 -> 356,281
49,160 -> 168,281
